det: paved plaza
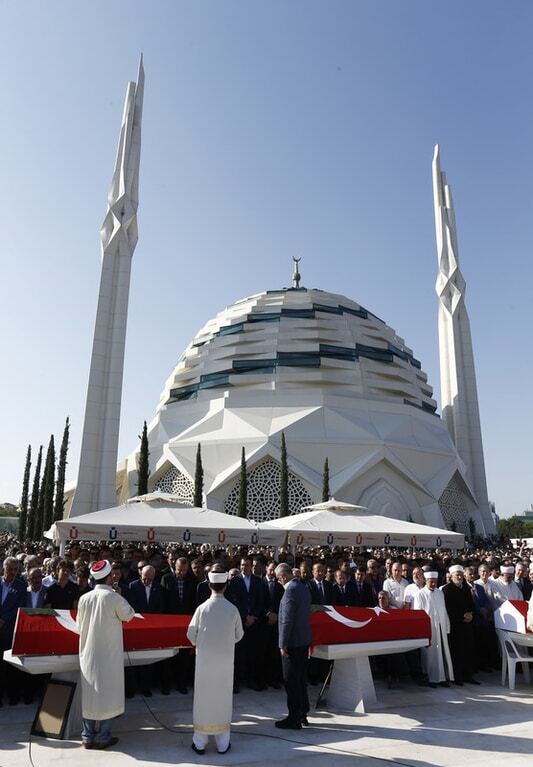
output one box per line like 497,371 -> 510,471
2,669 -> 533,767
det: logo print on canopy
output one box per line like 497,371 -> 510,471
69,526 -> 79,540
147,528 -> 156,542
218,531 -> 226,543
109,527 -> 118,540
384,534 -> 391,545
183,529 -> 192,542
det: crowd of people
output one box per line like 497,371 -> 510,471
1,531 -> 532,710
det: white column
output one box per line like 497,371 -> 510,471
432,145 -> 494,535
70,58 -> 144,518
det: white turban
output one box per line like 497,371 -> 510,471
449,564 -> 464,574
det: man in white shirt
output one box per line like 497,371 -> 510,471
383,562 -> 409,609
403,567 -> 425,608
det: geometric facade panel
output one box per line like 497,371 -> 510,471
223,459 -> 312,523
438,473 -> 468,532
155,465 -> 194,503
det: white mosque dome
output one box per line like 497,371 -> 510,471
121,286 -> 478,532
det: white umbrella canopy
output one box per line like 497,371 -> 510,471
259,501 -> 464,549
45,501 -> 286,547
301,498 -> 367,512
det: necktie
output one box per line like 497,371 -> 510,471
177,578 -> 184,600
358,582 -> 362,592
269,579 -> 275,598
319,581 -> 324,602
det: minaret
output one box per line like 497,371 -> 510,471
70,58 -> 144,517
432,144 -> 494,535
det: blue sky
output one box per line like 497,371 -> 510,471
1,2 -> 531,517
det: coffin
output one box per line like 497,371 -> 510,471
494,600 -> 529,634
12,605 -> 430,658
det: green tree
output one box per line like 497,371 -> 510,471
54,417 -> 70,522
497,515 -> 527,539
237,447 -> 248,519
18,445 -> 32,540
322,457 -> 330,503
27,445 -> 43,540
468,517 -> 477,539
41,435 -> 56,536
194,442 -> 204,507
450,520 -> 457,533
279,431 -> 289,518
137,420 -> 149,495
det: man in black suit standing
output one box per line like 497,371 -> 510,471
351,566 -> 376,607
0,557 -> 28,705
307,562 -> 335,606
127,565 -> 166,697
275,563 -> 312,730
160,557 -> 198,694
307,562 -> 334,685
332,569 -> 356,606
262,561 -> 284,689
239,557 -> 265,691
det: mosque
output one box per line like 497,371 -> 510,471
67,61 -> 496,537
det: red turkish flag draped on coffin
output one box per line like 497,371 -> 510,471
12,606 -> 430,657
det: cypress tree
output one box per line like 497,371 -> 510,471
18,445 -> 32,540
54,417 -> 70,522
237,447 -> 248,518
41,435 -> 56,536
194,442 -> 204,508
28,445 -> 43,540
137,421 -> 149,495
322,457 -> 330,503
279,431 -> 289,518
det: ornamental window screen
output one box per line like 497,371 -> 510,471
224,459 -> 312,522
155,466 -> 194,502
438,474 -> 468,532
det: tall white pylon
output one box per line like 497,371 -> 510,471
432,144 -> 494,535
70,58 -> 144,518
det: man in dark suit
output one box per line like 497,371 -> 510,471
464,565 -> 496,673
307,562 -> 334,685
126,565 -> 166,697
239,558 -> 265,691
332,569 -> 357,606
275,563 -> 312,730
262,562 -> 284,689
351,566 -> 376,607
25,567 -> 48,608
0,557 -> 26,705
160,557 -> 198,694
23,567 -> 49,703
307,562 -> 335,606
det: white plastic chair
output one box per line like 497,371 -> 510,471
497,629 -> 533,690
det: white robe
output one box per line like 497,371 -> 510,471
414,586 -> 454,683
76,584 -> 135,720
187,592 -> 244,734
487,578 -> 523,608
